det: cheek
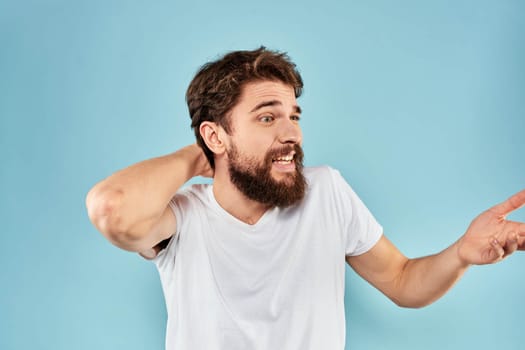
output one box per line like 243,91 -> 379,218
238,135 -> 274,153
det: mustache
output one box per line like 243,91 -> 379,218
267,144 -> 304,160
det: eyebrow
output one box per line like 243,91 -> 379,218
250,100 -> 302,114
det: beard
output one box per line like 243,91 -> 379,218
227,143 -> 307,208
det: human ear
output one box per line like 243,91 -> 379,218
200,121 -> 226,155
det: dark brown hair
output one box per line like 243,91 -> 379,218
186,46 -> 304,169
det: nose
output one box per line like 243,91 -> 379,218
277,118 -> 302,145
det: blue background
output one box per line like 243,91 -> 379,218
1,0 -> 524,349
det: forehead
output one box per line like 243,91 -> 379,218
237,80 -> 297,108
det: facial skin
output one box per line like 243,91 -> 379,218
227,142 -> 306,207
223,80 -> 307,207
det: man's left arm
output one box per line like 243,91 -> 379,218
346,189 -> 525,308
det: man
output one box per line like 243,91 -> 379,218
86,47 -> 525,349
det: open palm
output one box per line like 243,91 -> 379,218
457,189 -> 525,265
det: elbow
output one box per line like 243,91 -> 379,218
390,295 -> 434,309
392,299 -> 426,309
86,186 -> 134,244
387,259 -> 434,309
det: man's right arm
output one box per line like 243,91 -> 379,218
85,144 -> 212,257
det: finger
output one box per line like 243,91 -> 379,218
504,232 -> 519,257
518,235 -> 525,251
509,222 -> 525,238
489,189 -> 525,217
490,238 -> 505,261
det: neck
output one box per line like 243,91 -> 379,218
212,169 -> 271,225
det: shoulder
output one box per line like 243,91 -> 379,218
170,183 -> 213,214
304,165 -> 345,187
301,166 -> 350,205
175,183 -> 211,201
304,165 -> 336,179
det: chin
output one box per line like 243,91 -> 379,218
271,171 -> 296,183
271,169 -> 297,180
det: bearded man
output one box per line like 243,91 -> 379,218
86,47 -> 525,349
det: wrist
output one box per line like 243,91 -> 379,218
452,239 -> 472,270
174,144 -> 209,180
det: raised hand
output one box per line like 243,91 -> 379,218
457,189 -> 525,265
179,143 -> 214,179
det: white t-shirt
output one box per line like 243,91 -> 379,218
153,166 -> 382,350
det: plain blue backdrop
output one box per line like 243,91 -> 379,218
1,0 -> 524,349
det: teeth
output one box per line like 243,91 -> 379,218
274,154 -> 293,161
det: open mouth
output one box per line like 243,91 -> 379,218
272,152 -> 295,165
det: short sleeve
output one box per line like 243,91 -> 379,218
151,194 -> 184,273
328,168 -> 383,256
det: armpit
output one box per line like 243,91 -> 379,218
138,237 -> 172,260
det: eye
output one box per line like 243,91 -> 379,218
290,115 -> 301,122
259,115 -> 275,123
